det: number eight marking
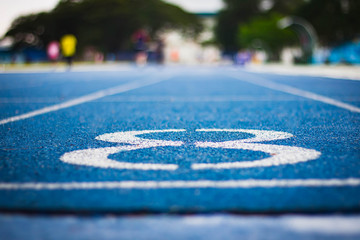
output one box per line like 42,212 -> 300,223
60,129 -> 321,170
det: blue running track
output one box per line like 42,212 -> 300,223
0,66 -> 359,239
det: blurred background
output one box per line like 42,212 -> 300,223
0,0 -> 359,66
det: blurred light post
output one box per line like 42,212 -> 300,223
278,16 -> 318,63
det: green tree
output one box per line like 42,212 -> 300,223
238,13 -> 296,60
215,0 -> 305,52
5,0 -> 202,54
215,0 -> 260,52
296,0 -> 360,46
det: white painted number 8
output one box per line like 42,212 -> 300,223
60,129 -> 321,170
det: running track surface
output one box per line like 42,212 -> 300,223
0,66 -> 359,239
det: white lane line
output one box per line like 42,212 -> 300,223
0,96 -> 302,103
227,71 -> 360,113
6,95 -> 360,103
245,65 -> 360,81
94,96 -> 303,102
0,97 -> 62,103
0,178 -> 359,190
0,73 -> 172,125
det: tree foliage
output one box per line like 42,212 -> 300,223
238,14 -> 296,60
296,0 -> 360,46
5,0 -> 202,53
215,0 -> 259,52
216,0 -> 360,52
215,0 -> 304,52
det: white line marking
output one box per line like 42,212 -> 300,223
6,95 -> 358,104
183,215 -> 360,235
0,95 -> 312,104
93,95 -> 303,102
0,74 -> 172,125
193,129 -> 320,169
61,130 -> 185,170
0,178 -> 359,190
227,71 -> 360,113
0,97 -> 62,103
284,216 -> 360,234
246,65 -> 360,81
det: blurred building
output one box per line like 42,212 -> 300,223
0,36 -> 47,64
161,13 -> 221,65
0,37 -> 13,63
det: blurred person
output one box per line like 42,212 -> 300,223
132,29 -> 149,66
47,41 -> 60,63
235,50 -> 252,66
155,38 -> 165,65
94,52 -> 104,63
60,34 -> 77,67
170,49 -> 180,63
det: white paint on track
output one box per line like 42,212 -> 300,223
196,129 -> 293,143
61,129 -> 185,170
60,129 -> 321,170
94,95 -> 303,102
246,64 -> 360,81
0,73 -> 173,125
193,129 -> 320,170
96,129 -> 186,145
228,71 -> 360,113
61,146 -> 179,170
0,178 -> 359,190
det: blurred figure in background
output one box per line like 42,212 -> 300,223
47,41 -> 60,64
155,38 -> 165,65
235,50 -> 252,66
132,29 -> 149,66
60,34 -> 77,68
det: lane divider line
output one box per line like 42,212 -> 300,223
0,73 -> 172,125
227,71 -> 360,113
0,178 -> 359,190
